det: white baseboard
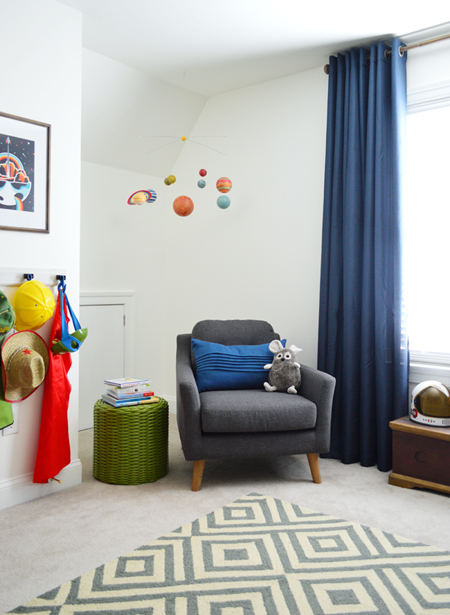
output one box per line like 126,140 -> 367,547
0,459 -> 82,511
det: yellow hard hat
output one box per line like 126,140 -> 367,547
13,280 -> 55,331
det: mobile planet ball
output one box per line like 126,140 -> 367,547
130,192 -> 147,204
217,195 -> 230,209
146,189 -> 157,203
198,179 -> 206,189
127,189 -> 157,205
216,177 -> 232,193
199,169 -> 207,177
173,195 -> 194,217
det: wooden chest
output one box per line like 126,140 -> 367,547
389,416 -> 450,494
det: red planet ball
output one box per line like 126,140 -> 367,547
173,195 -> 194,217
199,169 -> 207,177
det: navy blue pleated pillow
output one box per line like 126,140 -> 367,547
192,338 -> 286,392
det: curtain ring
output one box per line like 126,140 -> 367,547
384,48 -> 390,59
398,47 -> 404,57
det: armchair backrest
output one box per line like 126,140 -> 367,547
190,319 -> 279,371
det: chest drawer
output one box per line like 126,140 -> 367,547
392,431 -> 450,487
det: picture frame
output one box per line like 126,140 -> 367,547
0,111 -> 50,233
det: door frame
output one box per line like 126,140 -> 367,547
80,292 -> 135,377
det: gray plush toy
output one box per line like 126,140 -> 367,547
263,340 -> 302,394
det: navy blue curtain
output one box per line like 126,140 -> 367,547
318,38 -> 409,472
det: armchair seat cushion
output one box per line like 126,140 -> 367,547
200,389 -> 317,433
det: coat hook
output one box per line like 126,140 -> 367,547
23,273 -> 34,281
56,275 -> 66,282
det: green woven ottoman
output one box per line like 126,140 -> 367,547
93,397 -> 169,485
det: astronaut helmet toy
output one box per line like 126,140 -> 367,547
410,380 -> 450,427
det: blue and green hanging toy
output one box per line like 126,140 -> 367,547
51,277 -> 88,355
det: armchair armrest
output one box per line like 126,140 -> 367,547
176,334 -> 203,459
299,364 -> 336,451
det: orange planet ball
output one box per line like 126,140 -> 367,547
173,195 -> 194,217
216,177 -> 232,193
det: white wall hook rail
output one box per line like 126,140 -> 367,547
0,268 -> 67,289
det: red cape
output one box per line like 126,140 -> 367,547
33,292 -> 72,483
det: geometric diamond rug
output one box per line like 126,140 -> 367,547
8,493 -> 450,615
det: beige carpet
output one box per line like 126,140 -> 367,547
0,414 -> 449,613
8,492 -> 450,614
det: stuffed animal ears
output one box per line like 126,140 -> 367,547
289,344 -> 302,356
268,340 -> 303,355
269,339 -> 284,353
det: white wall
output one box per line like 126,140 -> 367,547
163,68 -> 329,394
79,60 -> 329,401
0,0 -> 82,509
81,49 -> 207,178
80,161 -> 171,396
79,52 -> 207,403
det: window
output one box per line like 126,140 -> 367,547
405,103 -> 450,363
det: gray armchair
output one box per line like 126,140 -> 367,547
176,319 -> 336,490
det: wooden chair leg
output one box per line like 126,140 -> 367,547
307,453 -> 322,484
192,460 -> 205,491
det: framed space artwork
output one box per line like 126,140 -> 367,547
0,112 -> 50,233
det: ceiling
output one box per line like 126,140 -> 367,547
56,0 -> 450,97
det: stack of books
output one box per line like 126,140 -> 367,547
102,377 -> 159,407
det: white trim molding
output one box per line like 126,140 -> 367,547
408,80 -> 450,112
0,459 -> 82,511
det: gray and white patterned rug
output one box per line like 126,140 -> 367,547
9,493 -> 450,614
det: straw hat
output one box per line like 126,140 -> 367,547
1,331 -> 49,402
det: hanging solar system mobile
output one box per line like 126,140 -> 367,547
168,170 -> 233,216
126,173 -> 233,216
127,169 -> 232,217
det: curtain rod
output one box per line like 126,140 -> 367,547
323,32 -> 450,74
